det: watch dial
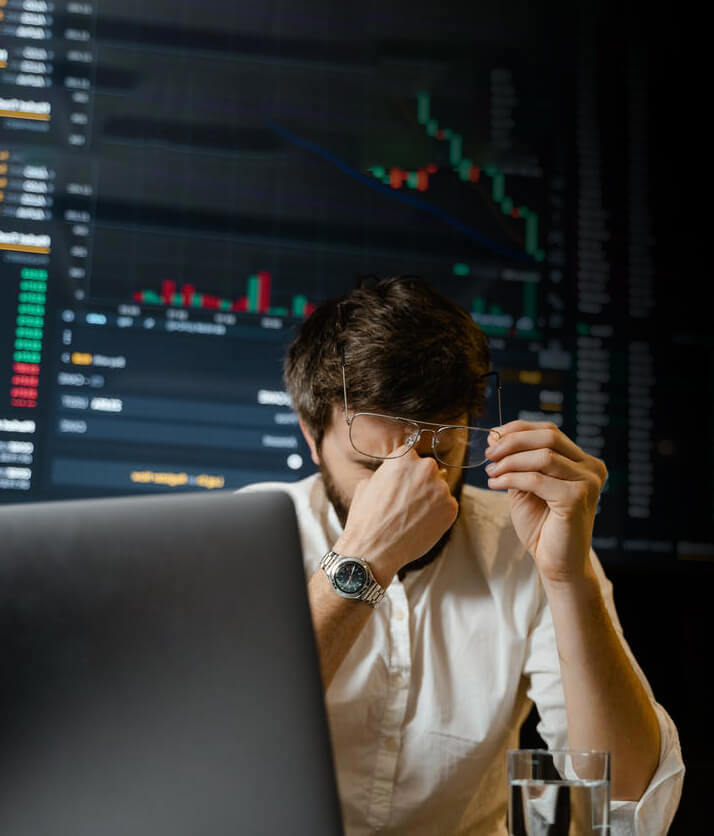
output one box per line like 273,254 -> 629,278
334,561 -> 368,594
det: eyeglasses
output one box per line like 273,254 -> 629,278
339,348 -> 503,470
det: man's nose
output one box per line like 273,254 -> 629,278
411,429 -> 436,458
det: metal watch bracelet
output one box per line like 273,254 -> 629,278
321,550 -> 386,607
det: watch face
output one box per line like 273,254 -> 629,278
334,560 -> 368,595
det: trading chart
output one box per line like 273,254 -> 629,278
1,0 -> 711,564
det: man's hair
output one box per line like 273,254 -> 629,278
284,275 -> 491,446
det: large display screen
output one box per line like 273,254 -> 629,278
1,0 -> 711,566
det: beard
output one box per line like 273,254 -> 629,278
320,460 -> 464,581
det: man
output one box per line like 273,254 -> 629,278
244,276 -> 684,834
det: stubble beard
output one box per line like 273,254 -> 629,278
319,460 -> 464,580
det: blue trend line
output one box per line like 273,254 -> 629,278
267,121 -> 534,263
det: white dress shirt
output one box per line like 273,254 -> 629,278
242,474 -> 684,835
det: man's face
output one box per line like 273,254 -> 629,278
304,405 -> 466,571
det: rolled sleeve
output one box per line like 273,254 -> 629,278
609,701 -> 685,835
523,549 -> 685,835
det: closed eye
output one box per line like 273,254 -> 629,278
356,459 -> 382,471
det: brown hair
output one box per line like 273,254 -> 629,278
284,276 -> 491,445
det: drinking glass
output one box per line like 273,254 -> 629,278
507,749 -> 610,835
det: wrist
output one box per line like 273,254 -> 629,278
540,560 -> 600,602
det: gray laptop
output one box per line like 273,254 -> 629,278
0,490 -> 343,835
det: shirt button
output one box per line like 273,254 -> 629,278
392,671 -> 408,689
394,609 -> 406,621
384,737 -> 399,753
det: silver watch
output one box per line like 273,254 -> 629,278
320,550 -> 386,607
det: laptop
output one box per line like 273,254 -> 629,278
0,490 -> 344,835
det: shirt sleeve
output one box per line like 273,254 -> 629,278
522,548 -> 685,836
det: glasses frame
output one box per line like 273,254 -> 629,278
338,343 -> 503,470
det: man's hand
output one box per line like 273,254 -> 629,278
333,447 -> 459,586
485,421 -> 662,799
484,420 -> 608,585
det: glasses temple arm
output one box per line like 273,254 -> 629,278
480,371 -> 503,427
338,341 -> 349,420
341,364 -> 349,419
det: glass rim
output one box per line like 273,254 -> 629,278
348,412 -> 500,469
507,749 -> 610,756
507,748 -> 611,785
350,410 -> 499,434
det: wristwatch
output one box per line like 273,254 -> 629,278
320,550 -> 386,607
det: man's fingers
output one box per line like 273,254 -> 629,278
487,470 -> 579,502
492,419 -> 560,434
487,469 -> 602,506
486,449 -> 582,481
487,427 -> 585,465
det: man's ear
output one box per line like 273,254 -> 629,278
299,419 -> 321,466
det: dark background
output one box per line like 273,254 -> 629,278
521,7 -> 712,833
1,0 -> 711,831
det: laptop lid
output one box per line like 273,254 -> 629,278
0,490 -> 343,835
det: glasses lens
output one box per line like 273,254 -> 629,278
350,413 -> 421,459
435,426 -> 494,468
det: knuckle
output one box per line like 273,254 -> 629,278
585,455 -> 607,484
496,436 -> 511,455
525,472 -> 541,491
422,456 -> 439,474
587,474 -> 603,499
495,453 -> 510,470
